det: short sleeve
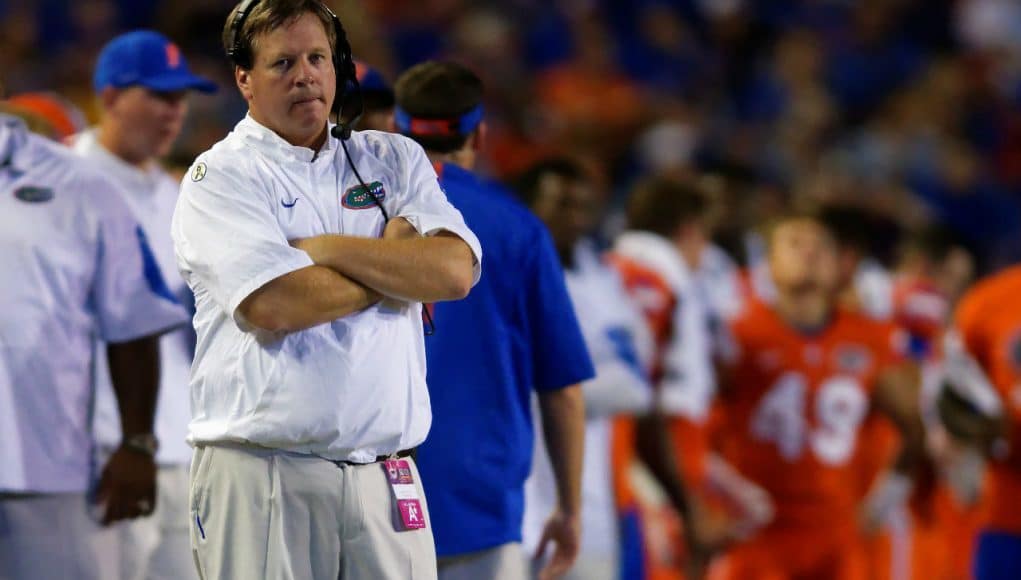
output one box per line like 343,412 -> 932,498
527,226 -> 595,391
171,156 -> 314,324
90,176 -> 189,342
392,138 -> 482,285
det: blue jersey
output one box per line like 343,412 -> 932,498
419,162 -> 594,556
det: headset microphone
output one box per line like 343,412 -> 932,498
226,0 -> 434,335
330,79 -> 362,141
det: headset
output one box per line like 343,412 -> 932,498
226,0 -> 437,334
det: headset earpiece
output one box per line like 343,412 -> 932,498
326,5 -> 362,140
226,0 -> 260,69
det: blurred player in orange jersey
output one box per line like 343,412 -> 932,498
893,227 -> 979,580
610,177 -> 769,579
846,225 -> 979,580
709,213 -> 928,580
788,207 -> 981,580
609,176 -> 716,579
942,265 -> 1021,579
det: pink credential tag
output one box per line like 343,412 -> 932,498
383,459 -> 427,531
384,459 -> 414,485
397,499 -> 427,529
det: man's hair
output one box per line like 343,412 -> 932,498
513,157 -> 587,208
761,209 -> 829,249
817,204 -> 873,254
394,61 -> 483,154
361,89 -> 394,114
222,0 -> 337,70
625,176 -> 708,237
898,224 -> 966,265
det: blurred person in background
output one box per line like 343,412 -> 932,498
939,263 -> 1021,580
394,61 -> 593,580
516,157 -> 654,580
610,176 -> 766,578
892,226 -> 975,362
709,213 -> 927,580
5,91 -> 87,141
70,30 -> 216,580
0,96 -> 188,579
886,226 -> 983,580
611,177 -> 716,503
816,209 -> 978,580
352,59 -> 394,131
816,204 -> 898,321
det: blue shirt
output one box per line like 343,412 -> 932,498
419,162 -> 595,556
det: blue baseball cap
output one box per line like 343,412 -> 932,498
354,60 -> 392,95
93,30 -> 217,94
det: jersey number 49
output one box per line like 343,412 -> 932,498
750,372 -> 869,465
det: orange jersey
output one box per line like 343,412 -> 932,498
718,300 -> 906,535
954,265 -> 1021,534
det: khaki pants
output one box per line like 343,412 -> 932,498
189,445 -> 436,580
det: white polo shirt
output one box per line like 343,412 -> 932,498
0,114 -> 189,493
72,130 -> 195,466
172,116 -> 482,463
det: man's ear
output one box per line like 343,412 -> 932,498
236,66 -> 254,102
474,121 -> 487,152
100,86 -> 120,112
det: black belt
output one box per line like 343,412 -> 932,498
338,447 -> 416,466
377,447 -> 416,463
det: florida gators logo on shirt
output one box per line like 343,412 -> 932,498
13,185 -> 54,203
342,181 -> 386,209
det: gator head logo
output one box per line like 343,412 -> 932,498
342,181 -> 386,209
14,186 -> 54,203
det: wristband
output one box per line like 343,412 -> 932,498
123,433 -> 159,457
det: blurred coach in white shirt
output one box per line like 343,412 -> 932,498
0,106 -> 188,579
72,30 -> 217,580
171,1 -> 481,578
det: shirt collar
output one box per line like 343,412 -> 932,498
72,128 -> 159,193
0,113 -> 30,175
234,114 -> 335,164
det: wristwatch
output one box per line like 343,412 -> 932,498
123,433 -> 160,457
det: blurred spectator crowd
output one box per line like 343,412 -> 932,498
4,0 -> 1021,274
